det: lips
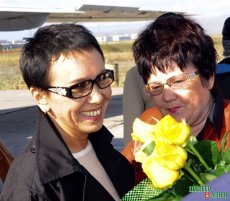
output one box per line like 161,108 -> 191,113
81,108 -> 102,117
167,106 -> 181,113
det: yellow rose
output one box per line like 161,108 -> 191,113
154,142 -> 187,170
131,118 -> 156,144
142,154 -> 180,189
154,115 -> 191,146
134,149 -> 149,163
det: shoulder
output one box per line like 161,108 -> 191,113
218,57 -> 230,65
216,63 -> 230,74
140,107 -> 163,124
126,66 -> 142,81
127,66 -> 138,75
8,146 -> 36,176
1,149 -> 38,200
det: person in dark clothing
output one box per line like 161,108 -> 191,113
216,16 -> 230,99
1,23 -> 134,201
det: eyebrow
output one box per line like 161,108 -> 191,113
68,69 -> 106,85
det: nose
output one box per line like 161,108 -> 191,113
161,84 -> 177,102
87,84 -> 104,104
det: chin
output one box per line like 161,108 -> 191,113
168,113 -> 182,122
86,122 -> 103,133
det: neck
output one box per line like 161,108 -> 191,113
191,95 -> 214,137
49,116 -> 89,153
62,134 -> 89,153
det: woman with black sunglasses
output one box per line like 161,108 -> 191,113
1,23 -> 134,201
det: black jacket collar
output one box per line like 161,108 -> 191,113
35,110 -> 114,184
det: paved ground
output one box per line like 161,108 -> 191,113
0,87 -> 124,189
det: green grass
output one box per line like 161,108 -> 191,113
101,41 -> 135,86
0,37 -> 224,89
212,35 -> 224,61
0,50 -> 24,89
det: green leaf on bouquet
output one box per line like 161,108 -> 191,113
215,164 -> 226,176
215,163 -> 230,176
222,147 -> 230,163
200,173 -> 217,183
187,155 -> 206,173
173,176 -> 194,197
143,141 -> 155,156
193,141 -> 219,167
224,164 -> 230,172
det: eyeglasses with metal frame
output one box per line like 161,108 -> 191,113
144,71 -> 199,96
44,69 -> 114,99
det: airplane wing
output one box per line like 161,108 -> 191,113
48,5 -> 167,23
0,6 -> 82,31
0,12 -> 48,31
0,4 -> 168,31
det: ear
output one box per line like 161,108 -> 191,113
207,74 -> 215,89
30,87 -> 50,113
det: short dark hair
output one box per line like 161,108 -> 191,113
20,23 -> 104,88
133,12 -> 217,88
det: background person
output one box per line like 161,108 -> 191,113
122,12 -> 230,184
216,16 -> 230,99
1,23 -> 134,201
123,66 -> 154,146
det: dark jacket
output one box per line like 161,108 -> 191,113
216,57 -> 230,99
1,109 -> 135,201
196,96 -> 230,148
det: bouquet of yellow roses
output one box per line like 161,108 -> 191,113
122,115 -> 230,201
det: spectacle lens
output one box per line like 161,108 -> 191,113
71,70 -> 114,98
145,71 -> 198,96
167,73 -> 190,89
71,80 -> 92,98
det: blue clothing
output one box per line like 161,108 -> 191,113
216,63 -> 230,74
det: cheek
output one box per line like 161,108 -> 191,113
103,87 -> 112,101
151,95 -> 163,107
58,99 -> 85,121
191,90 -> 210,108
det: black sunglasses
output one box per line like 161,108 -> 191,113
44,69 -> 114,99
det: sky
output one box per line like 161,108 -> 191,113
0,0 -> 230,40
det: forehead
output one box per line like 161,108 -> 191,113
49,49 -> 105,86
148,64 -> 197,82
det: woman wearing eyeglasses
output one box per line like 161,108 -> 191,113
122,12 -> 230,184
1,24 -> 134,201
